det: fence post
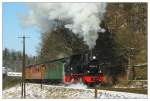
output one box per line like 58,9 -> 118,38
95,87 -> 97,98
41,80 -> 43,89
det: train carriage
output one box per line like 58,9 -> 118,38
25,62 -> 64,84
44,62 -> 64,83
25,64 -> 46,82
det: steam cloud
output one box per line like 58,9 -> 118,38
67,83 -> 87,89
22,3 -> 107,49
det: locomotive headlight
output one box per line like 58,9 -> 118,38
87,71 -> 90,73
71,67 -> 73,70
99,70 -> 102,73
93,56 -> 96,59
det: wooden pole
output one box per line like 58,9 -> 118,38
127,55 -> 131,81
18,35 -> 30,98
23,36 -> 26,98
41,80 -> 43,89
94,87 -> 97,98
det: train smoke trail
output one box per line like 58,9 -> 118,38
21,3 -> 107,49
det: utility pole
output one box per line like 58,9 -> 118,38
127,54 -> 131,81
18,35 -> 30,98
130,48 -> 135,80
127,47 -> 135,81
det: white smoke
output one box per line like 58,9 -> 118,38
67,83 -> 87,89
22,3 -> 107,49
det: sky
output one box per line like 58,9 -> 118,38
3,3 -> 41,56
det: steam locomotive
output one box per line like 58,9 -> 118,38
25,51 -> 104,86
64,53 -> 104,86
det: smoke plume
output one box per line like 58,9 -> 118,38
22,3 -> 107,49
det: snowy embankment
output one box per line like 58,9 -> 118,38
3,83 -> 147,99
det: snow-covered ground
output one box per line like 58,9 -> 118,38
2,83 -> 148,99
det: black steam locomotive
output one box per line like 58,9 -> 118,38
64,51 -> 104,86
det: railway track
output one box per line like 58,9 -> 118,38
3,83 -> 147,99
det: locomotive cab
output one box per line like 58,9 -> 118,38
64,54 -> 83,84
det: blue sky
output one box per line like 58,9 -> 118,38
3,3 -> 41,56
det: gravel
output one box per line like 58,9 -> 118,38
2,83 -> 148,99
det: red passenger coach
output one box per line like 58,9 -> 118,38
25,64 -> 46,82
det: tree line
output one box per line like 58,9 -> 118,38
3,48 -> 37,72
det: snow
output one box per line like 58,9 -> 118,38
66,83 -> 87,89
97,90 -> 147,99
2,83 -> 148,99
